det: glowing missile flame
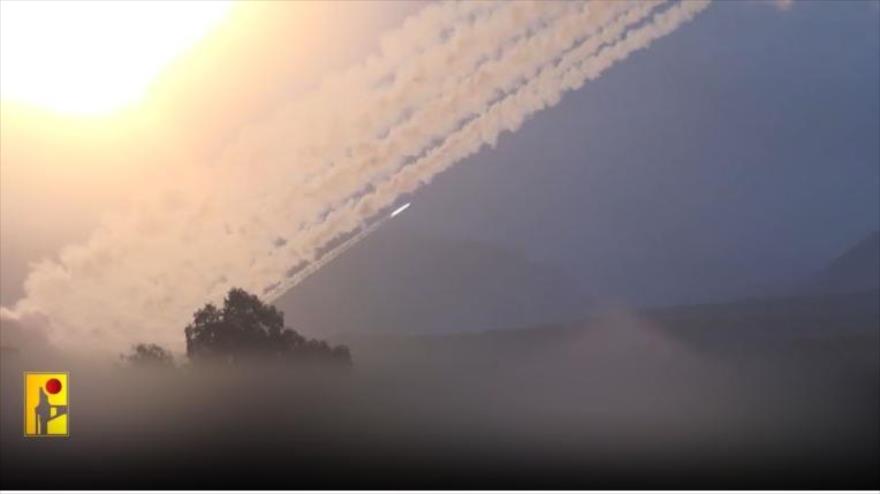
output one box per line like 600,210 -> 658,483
390,202 -> 411,218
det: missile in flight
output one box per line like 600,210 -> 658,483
264,201 -> 413,302
390,202 -> 411,218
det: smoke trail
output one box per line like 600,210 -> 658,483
264,0 -> 710,302
261,0 -> 672,302
7,1 -> 711,354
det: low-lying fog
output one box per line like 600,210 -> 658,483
2,296 -> 878,488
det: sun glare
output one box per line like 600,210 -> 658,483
0,0 -> 233,116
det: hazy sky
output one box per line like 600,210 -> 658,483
1,1 -> 878,348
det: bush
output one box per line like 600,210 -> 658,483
121,343 -> 175,367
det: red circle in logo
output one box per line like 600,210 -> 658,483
45,378 -> 62,394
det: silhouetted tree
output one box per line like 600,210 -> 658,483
184,288 -> 351,366
121,343 -> 175,367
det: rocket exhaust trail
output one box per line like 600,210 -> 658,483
263,1 -> 704,304
5,1 -> 713,353
263,203 -> 411,303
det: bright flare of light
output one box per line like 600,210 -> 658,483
389,202 -> 411,218
0,0 -> 233,116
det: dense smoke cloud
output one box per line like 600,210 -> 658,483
6,1 -> 711,353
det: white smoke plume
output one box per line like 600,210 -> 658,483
7,1 -> 711,354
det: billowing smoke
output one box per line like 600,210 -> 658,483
6,0 -> 711,354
